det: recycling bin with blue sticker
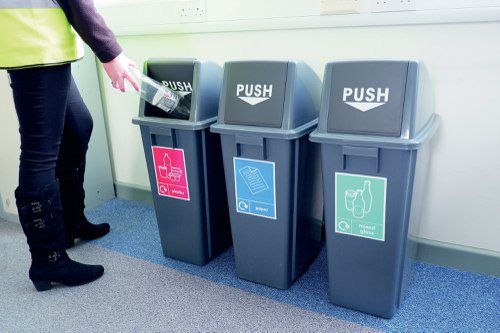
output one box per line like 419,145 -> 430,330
132,58 -> 232,266
211,60 -> 324,289
310,60 -> 440,318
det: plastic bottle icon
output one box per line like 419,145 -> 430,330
361,180 -> 373,213
158,154 -> 169,179
127,66 -> 190,119
160,153 -> 182,182
352,189 -> 366,219
345,190 -> 357,212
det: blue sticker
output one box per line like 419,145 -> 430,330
234,157 -> 276,220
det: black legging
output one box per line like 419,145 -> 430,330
8,64 -> 93,192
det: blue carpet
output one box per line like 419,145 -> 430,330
87,198 -> 500,333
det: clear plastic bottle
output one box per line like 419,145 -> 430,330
127,66 -> 190,119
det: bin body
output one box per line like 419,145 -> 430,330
211,61 -> 323,289
310,60 -> 439,318
133,58 -> 231,265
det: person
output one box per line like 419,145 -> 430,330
0,0 -> 139,291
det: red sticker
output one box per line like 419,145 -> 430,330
152,146 -> 190,201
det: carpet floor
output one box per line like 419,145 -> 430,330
1,198 -> 498,332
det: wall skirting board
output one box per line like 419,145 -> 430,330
416,238 -> 500,278
0,211 -> 19,224
114,181 -> 154,205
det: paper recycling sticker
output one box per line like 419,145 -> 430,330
234,157 -> 276,220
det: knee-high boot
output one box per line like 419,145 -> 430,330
15,181 -> 104,291
57,162 -> 110,248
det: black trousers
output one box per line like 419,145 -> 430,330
8,64 -> 93,192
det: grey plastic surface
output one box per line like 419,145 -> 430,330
311,114 -> 440,150
132,58 -> 231,266
218,133 -> 323,289
211,60 -> 323,289
315,60 -> 433,140
214,60 -> 322,131
133,58 -> 223,130
223,61 -> 288,128
326,61 -> 408,137
310,59 -> 439,318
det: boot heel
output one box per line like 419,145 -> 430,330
32,280 -> 52,291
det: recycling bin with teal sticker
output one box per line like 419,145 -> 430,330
211,60 -> 323,289
132,58 -> 232,265
310,60 -> 440,318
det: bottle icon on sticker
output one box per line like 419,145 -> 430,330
345,180 -> 373,219
158,153 -> 183,182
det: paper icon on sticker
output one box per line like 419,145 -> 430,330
239,166 -> 269,195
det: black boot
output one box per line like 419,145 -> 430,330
15,181 -> 104,291
57,162 -> 110,249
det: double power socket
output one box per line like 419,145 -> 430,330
177,0 -> 206,23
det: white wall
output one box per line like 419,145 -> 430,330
99,21 -> 500,254
1,3 -> 499,254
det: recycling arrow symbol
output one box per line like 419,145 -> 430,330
339,220 -> 350,231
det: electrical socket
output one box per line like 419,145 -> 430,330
177,0 -> 206,23
370,0 -> 416,12
321,0 -> 361,15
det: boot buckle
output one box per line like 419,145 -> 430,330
33,218 -> 46,229
48,251 -> 61,263
31,202 -> 42,214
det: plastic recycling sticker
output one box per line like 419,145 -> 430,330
234,157 -> 276,220
152,146 -> 190,201
335,172 -> 386,241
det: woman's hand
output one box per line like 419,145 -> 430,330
102,53 -> 140,92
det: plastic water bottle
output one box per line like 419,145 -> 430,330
128,66 -> 190,119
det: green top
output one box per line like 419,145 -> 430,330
0,3 -> 83,69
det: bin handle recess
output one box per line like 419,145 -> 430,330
342,146 -> 380,173
235,135 -> 266,160
149,127 -> 177,149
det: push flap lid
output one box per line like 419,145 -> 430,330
326,61 -> 409,137
222,61 -> 288,128
142,59 -> 195,119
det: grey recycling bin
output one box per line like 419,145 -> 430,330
310,60 -> 440,318
211,60 -> 323,289
132,58 -> 231,265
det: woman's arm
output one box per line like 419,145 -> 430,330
56,0 -> 138,91
56,0 -> 122,62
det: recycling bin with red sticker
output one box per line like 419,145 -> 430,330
133,58 -> 231,265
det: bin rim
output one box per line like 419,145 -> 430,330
132,116 -> 217,131
309,114 -> 440,150
210,119 -> 318,140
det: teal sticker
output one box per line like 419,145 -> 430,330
335,172 -> 386,241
